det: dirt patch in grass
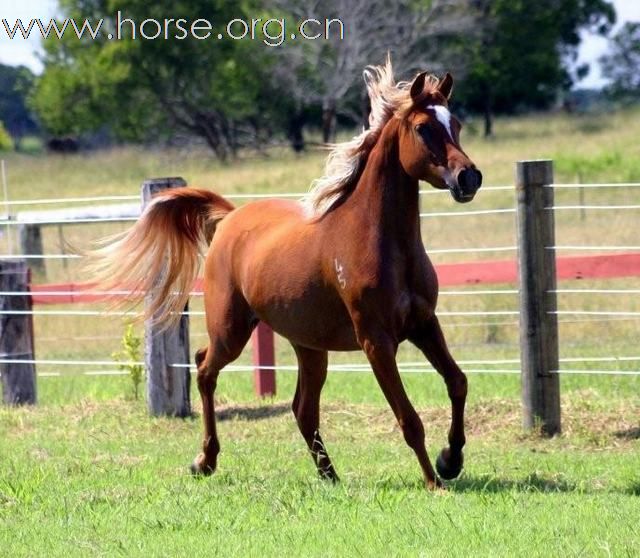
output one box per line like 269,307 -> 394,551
2,395 -> 637,452
319,398 -> 638,451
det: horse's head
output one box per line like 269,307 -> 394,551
399,72 -> 482,203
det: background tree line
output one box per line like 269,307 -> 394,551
1,0 -> 636,156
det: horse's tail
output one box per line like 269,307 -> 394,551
87,187 -> 235,327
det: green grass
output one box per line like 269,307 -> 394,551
3,105 -> 640,201
1,380 -> 638,557
1,107 -> 640,556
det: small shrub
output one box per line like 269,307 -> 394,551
0,121 -> 13,151
112,323 -> 144,400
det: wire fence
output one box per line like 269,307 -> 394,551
1,181 -> 639,381
1,181 -> 639,211
1,357 -> 639,377
0,185 -> 517,209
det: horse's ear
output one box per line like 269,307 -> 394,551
410,71 -> 428,101
438,72 -> 454,100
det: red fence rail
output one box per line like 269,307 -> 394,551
30,252 -> 640,305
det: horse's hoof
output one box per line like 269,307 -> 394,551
318,467 -> 340,483
190,454 -> 215,477
436,448 -> 464,480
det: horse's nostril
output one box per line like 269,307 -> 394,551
474,169 -> 483,188
459,168 -> 482,191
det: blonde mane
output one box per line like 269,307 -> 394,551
302,58 -> 441,217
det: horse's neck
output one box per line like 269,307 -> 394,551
348,121 -> 421,244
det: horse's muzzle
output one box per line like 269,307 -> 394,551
451,167 -> 482,203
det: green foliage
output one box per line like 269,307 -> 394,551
28,0 -> 621,150
31,0 -> 277,156
454,0 -> 616,122
0,64 -> 38,143
601,22 -> 640,101
112,322 -> 144,400
555,150 -> 640,183
0,121 -> 13,151
555,151 -> 622,177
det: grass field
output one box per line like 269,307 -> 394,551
1,376 -> 638,556
1,108 -> 639,556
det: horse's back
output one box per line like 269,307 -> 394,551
224,198 -> 308,227
211,199 -> 314,262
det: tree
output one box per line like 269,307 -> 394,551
270,0 -> 473,144
600,22 -> 640,100
454,0 -> 616,136
31,0 -> 273,158
0,64 -> 38,148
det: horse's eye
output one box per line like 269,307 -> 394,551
416,124 -> 438,151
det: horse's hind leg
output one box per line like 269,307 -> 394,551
409,315 -> 467,480
191,293 -> 255,476
291,344 -> 338,482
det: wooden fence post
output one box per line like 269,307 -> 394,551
516,160 -> 561,435
252,322 -> 276,397
19,224 -> 45,276
142,177 -> 191,417
0,259 -> 37,405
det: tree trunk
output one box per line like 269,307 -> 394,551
483,104 -> 493,138
483,87 -> 493,137
13,132 -> 23,152
322,98 -> 337,144
227,120 -> 239,159
361,87 -> 371,130
199,117 -> 227,161
287,110 -> 306,152
219,115 -> 237,159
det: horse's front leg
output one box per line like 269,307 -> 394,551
409,315 -> 467,480
353,320 -> 442,490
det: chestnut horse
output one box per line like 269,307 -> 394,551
91,60 -> 482,489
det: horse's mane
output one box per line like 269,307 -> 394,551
303,58 -> 441,217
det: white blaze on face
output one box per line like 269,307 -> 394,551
426,105 -> 454,142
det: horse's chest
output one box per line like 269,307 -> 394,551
346,254 -> 436,315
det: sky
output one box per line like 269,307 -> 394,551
0,0 -> 639,89
575,0 -> 640,87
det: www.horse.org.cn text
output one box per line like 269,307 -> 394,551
1,13 -> 346,47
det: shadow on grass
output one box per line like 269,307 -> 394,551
614,426 -> 640,440
215,402 -> 291,422
625,481 -> 640,496
447,472 -> 578,493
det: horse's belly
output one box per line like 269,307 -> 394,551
249,283 -> 359,351
277,319 -> 360,352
